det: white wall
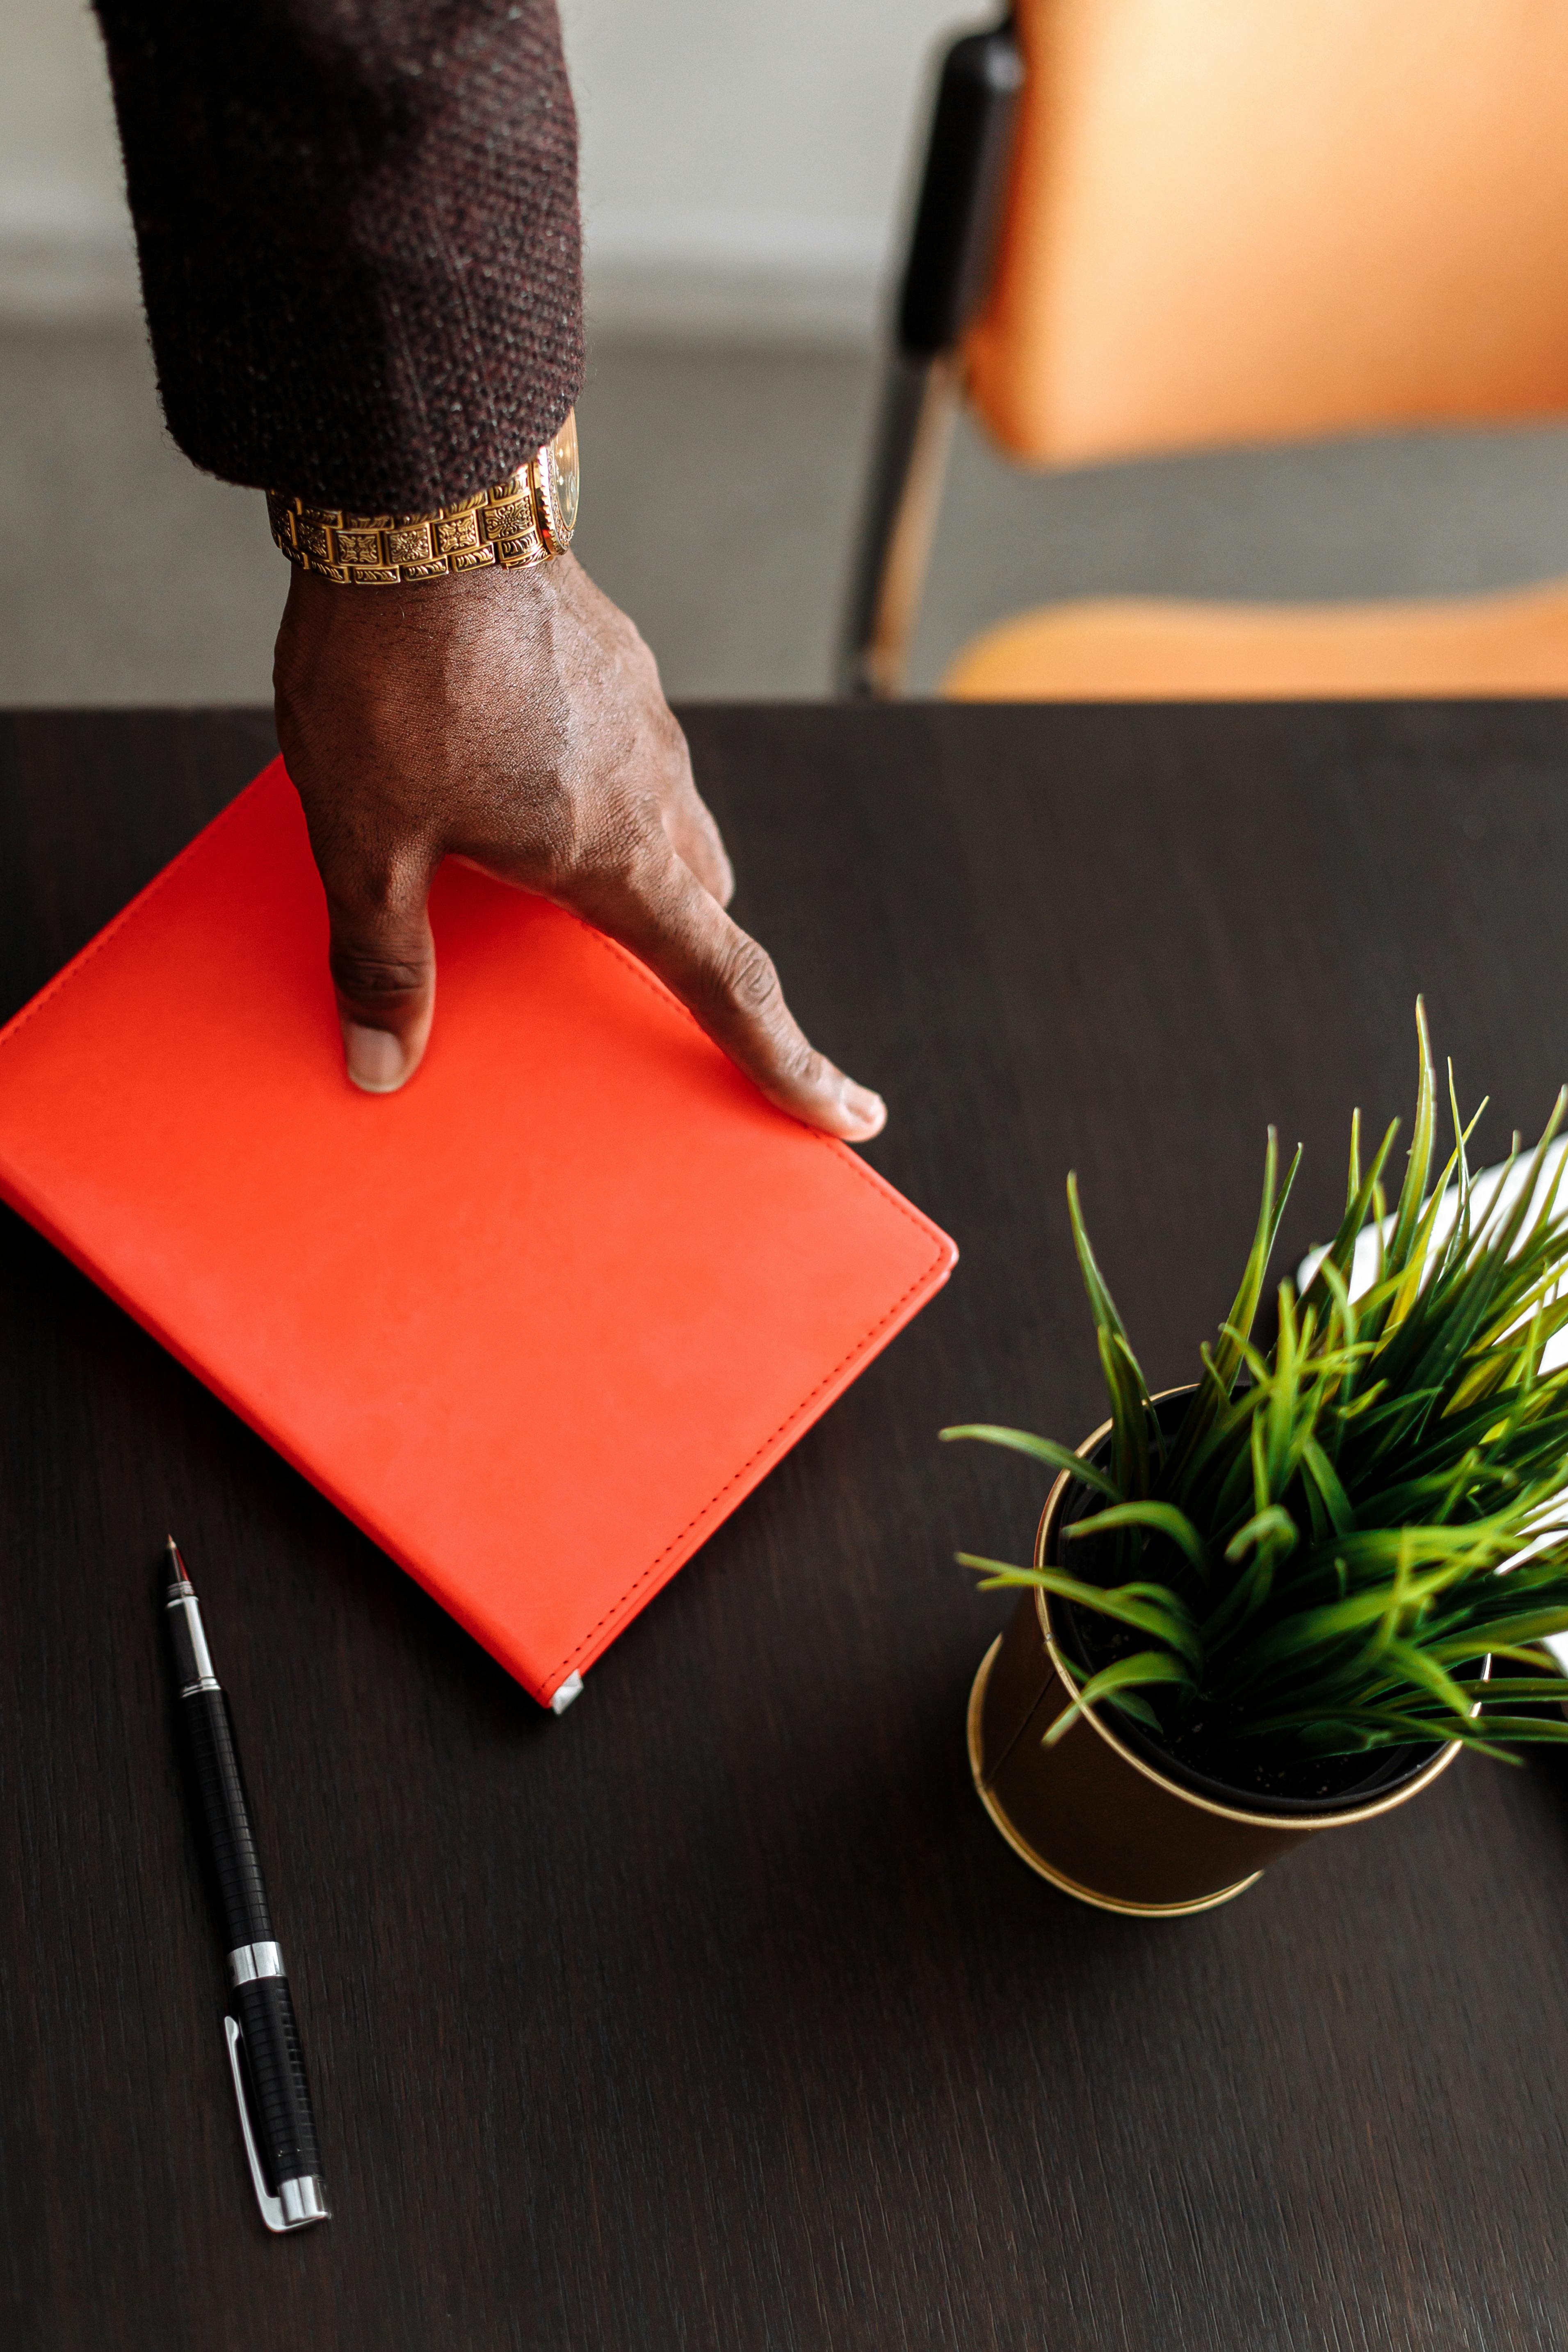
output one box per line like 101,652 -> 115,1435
0,0 -> 137,314
0,0 -> 967,336
561,0 -> 960,335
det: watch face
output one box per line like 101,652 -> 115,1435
534,409 -> 579,554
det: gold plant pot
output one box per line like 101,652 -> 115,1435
967,1411 -> 1465,1916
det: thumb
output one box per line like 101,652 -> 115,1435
318,849 -> 438,1094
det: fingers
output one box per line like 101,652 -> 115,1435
580,831 -> 886,1142
316,841 -> 438,1093
553,562 -> 735,904
656,733 -> 734,907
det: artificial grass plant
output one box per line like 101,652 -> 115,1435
945,1006 -> 1568,1771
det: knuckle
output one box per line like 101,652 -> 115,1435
603,800 -> 656,868
719,934 -> 785,1023
502,767 -> 642,897
511,776 -> 584,886
580,804 -> 664,895
324,835 -> 429,927
338,849 -> 415,917
767,1027 -> 822,1089
327,865 -> 431,1002
657,707 -> 693,774
329,943 -> 429,1006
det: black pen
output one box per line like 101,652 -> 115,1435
164,1537 -> 330,2233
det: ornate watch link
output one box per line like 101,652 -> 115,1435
267,409 -> 579,587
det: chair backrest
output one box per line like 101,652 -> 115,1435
965,0 -> 1568,467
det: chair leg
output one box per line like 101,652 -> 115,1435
837,16 -> 1020,698
838,351 -> 961,699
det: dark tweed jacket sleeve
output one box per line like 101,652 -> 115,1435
91,0 -> 584,514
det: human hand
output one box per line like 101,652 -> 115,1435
272,555 -> 886,1140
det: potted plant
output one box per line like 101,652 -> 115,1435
949,1007 -> 1568,1916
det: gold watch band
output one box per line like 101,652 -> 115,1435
267,409 -> 579,587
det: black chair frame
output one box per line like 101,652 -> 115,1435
839,14 -> 1023,698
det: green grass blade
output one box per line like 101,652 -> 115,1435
1380,998 -> 1437,1290
1166,1130 -> 1300,1487
1061,1500 -> 1209,1580
1041,1651 -> 1190,1747
956,1553 -> 1201,1664
938,1425 -> 1121,1499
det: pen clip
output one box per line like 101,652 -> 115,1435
224,2014 -> 290,2234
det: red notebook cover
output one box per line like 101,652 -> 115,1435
0,760 -> 955,1706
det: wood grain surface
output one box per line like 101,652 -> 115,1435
3,703 -> 1568,2352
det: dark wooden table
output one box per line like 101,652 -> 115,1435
5,702 -> 1568,2352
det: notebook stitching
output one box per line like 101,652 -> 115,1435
540,1244 -> 947,1687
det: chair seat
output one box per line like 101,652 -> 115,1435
943,578 -> 1568,699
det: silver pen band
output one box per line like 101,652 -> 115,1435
227,1939 -> 285,1987
165,1581 -> 218,1681
278,2176 -> 331,2228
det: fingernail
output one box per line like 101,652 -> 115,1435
345,1023 -> 410,1093
840,1084 -> 887,1141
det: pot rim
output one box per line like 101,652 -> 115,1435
1032,1388 -> 1464,1832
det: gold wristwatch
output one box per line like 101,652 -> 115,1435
266,409 -> 579,587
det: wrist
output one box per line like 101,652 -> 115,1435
280,548 -> 565,641
266,411 -> 579,590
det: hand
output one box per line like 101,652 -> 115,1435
272,554 -> 886,1140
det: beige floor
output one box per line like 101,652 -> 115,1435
6,322 -> 1568,704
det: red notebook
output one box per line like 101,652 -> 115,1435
0,760 -> 955,1706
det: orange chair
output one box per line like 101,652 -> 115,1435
841,2 -> 1568,701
